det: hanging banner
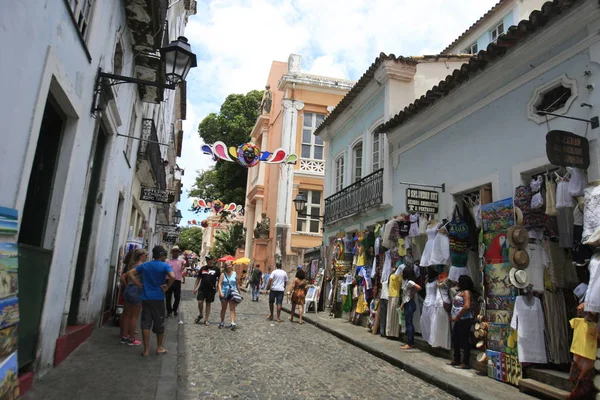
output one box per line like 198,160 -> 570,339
546,130 -> 590,169
406,189 -> 439,214
156,224 -> 178,233
140,187 -> 175,203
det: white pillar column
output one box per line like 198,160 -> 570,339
258,132 -> 269,185
244,205 -> 255,258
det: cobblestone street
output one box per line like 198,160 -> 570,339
177,282 -> 455,400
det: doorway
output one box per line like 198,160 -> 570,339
17,95 -> 65,369
105,195 -> 125,313
68,127 -> 108,325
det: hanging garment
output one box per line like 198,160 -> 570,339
419,214 -> 428,235
430,231 -> 451,266
410,234 -> 427,261
382,219 -> 397,249
556,207 -> 574,248
381,250 -> 392,283
584,254 -> 600,313
386,297 -> 400,338
545,175 -> 558,216
510,296 -> 548,364
531,176 -> 543,192
583,185 -> 600,243
515,185 -> 546,231
430,284 -> 451,349
420,280 -> 438,345
419,223 -> 439,267
448,206 -> 469,267
472,203 -> 482,229
389,273 -> 402,298
567,167 -> 587,197
409,213 -> 420,237
574,206 -> 593,265
526,243 -> 550,292
448,266 -> 470,282
543,290 -> 572,364
398,219 -> 410,238
556,179 -> 575,208
569,318 -> 598,361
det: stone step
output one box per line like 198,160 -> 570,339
526,368 -> 572,392
519,378 -> 570,400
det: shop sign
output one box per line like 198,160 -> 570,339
140,187 -> 176,204
545,130 -> 590,169
406,189 -> 439,214
157,225 -> 178,233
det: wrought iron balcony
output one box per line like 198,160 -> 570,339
324,168 -> 384,225
139,119 -> 166,189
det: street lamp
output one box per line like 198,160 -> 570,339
293,193 -> 325,221
92,36 -> 198,115
173,209 -> 183,225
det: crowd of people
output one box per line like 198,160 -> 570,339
117,246 -> 311,355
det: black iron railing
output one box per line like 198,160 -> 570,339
139,118 -> 166,189
324,168 -> 384,225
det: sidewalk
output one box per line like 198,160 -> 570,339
23,315 -> 180,400
283,306 -> 536,400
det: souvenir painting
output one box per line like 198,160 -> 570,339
0,208 -> 17,237
486,349 -> 503,381
486,295 -> 515,311
481,198 -> 515,234
484,264 -> 513,296
0,326 -> 17,359
0,352 -> 18,399
487,323 -> 517,355
0,297 -> 18,329
0,243 -> 17,299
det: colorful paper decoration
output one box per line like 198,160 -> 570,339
201,220 -> 209,228
191,199 -> 244,217
201,141 -> 297,167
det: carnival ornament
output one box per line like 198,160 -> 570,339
201,142 -> 297,167
191,198 -> 244,217
201,220 -> 209,228
212,199 -> 224,214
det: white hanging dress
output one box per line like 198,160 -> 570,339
510,296 -> 548,364
431,284 -> 451,349
420,280 -> 438,345
419,224 -> 439,267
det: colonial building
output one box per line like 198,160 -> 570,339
0,0 -> 194,384
243,55 -> 353,271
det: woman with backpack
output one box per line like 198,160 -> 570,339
217,261 -> 241,330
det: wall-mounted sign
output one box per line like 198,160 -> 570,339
546,130 -> 590,170
140,187 -> 175,204
156,224 -> 178,233
406,188 -> 439,214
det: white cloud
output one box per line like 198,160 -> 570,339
178,0 -> 501,220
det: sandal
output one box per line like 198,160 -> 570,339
195,315 -> 203,324
204,321 -> 210,326
400,345 -> 413,350
157,350 -> 168,356
298,321 -> 304,325
447,362 -> 459,366
266,316 -> 273,321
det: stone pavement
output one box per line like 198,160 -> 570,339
177,281 -> 455,400
24,308 -> 180,400
281,305 -> 537,400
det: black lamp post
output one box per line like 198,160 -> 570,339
92,36 -> 197,115
173,209 -> 183,225
293,193 -> 324,222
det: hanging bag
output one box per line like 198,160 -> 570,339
225,275 -> 243,304
448,205 -> 469,267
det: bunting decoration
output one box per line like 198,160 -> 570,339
201,141 -> 298,167
191,199 -> 245,219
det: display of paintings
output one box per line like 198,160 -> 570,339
305,286 -> 317,302
481,198 -> 514,265
0,297 -> 18,330
484,263 -> 515,296
310,259 -> 319,283
486,295 -> 515,311
486,349 -> 521,386
334,261 -> 351,278
487,323 -> 518,355
486,310 -> 513,324
0,208 -> 17,237
0,243 -> 18,299
0,352 -> 18,399
0,326 -> 17,359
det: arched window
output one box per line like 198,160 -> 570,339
372,132 -> 384,172
352,142 -> 363,183
113,40 -> 124,76
334,155 -> 344,192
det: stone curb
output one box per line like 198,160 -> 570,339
282,307 -> 480,400
155,313 -> 181,400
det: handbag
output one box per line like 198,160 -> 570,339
225,275 -> 243,303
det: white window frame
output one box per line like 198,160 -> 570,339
466,42 -> 478,55
372,133 -> 384,173
335,155 -> 345,193
527,74 -> 578,124
352,142 -> 363,183
69,0 -> 95,40
490,21 -> 504,43
125,109 -> 138,165
296,190 -> 322,234
301,112 -> 325,160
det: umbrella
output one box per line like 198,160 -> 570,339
217,255 -> 235,262
233,257 -> 251,265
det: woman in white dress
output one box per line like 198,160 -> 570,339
431,278 -> 452,349
420,267 -> 439,345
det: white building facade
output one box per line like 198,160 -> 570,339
0,0 -> 194,379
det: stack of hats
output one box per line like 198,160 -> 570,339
508,224 -> 531,289
475,319 -> 490,363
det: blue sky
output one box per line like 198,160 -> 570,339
176,0 -> 501,226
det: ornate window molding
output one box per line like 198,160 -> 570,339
527,74 -> 578,124
299,158 -> 325,174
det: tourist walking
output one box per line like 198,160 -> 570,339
400,266 -> 421,350
266,262 -> 287,323
450,275 -> 475,369
217,261 -> 240,330
249,264 -> 263,301
165,245 -> 187,318
119,248 -> 147,345
262,266 -> 271,290
126,246 -> 175,356
290,268 -> 307,324
194,255 -> 220,325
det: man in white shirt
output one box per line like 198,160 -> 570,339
266,262 -> 287,323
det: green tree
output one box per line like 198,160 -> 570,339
177,227 -> 203,254
210,222 -> 245,259
189,90 -> 263,206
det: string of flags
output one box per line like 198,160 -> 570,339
201,141 -> 298,167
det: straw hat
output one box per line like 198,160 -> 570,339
509,268 -> 530,289
477,352 -> 488,363
509,247 -> 530,270
515,207 -> 523,225
507,225 -> 528,248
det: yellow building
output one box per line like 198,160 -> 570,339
244,55 -> 353,271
